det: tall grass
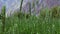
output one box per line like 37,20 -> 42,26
0,0 -> 60,34
0,5 -> 60,34
0,6 -> 6,34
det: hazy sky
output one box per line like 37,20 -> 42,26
0,0 -> 42,12
0,0 -> 34,12
0,0 -> 21,12
0,0 -> 32,12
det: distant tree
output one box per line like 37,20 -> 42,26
0,14 -> 2,19
18,0 -> 23,19
28,2 -> 31,15
51,6 -> 60,18
20,0 -> 23,12
1,5 -> 6,33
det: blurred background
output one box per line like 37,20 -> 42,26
0,0 -> 60,17
0,0 -> 60,34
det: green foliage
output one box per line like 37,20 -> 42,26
0,15 -> 2,19
1,6 -> 6,16
0,5 -> 6,34
0,6 -> 60,34
40,6 -> 60,18
50,6 -> 60,18
13,12 -> 31,19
